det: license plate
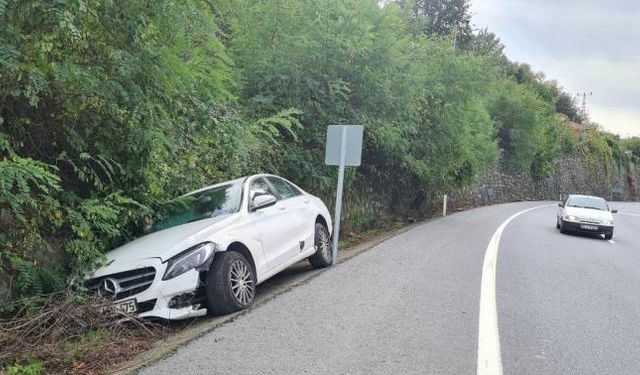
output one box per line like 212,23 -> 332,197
117,299 -> 137,314
580,224 -> 599,231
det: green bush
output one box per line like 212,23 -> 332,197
4,363 -> 44,375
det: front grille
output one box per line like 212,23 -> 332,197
86,267 -> 156,300
578,218 -> 600,224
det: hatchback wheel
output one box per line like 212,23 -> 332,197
308,223 -> 332,269
205,251 -> 255,316
559,219 -> 568,234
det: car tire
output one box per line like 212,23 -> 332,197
308,222 -> 332,269
205,251 -> 255,316
604,231 -> 613,240
556,218 -> 561,229
559,219 -> 568,234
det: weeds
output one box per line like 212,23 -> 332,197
0,293 -> 165,374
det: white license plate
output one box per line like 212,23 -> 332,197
117,299 -> 137,314
580,224 -> 599,231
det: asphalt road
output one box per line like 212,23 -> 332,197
138,202 -> 640,375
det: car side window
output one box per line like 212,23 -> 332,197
249,178 -> 275,207
267,177 -> 301,200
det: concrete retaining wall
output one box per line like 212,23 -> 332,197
449,154 -> 639,207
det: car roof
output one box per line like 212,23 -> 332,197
182,174 -> 303,197
182,176 -> 248,197
568,194 -> 606,201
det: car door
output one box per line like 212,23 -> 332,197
265,177 -> 316,255
248,177 -> 300,270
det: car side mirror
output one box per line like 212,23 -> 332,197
251,194 -> 277,211
558,203 -> 564,208
611,209 -> 618,214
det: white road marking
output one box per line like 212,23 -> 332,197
477,204 -> 554,375
608,240 -> 616,244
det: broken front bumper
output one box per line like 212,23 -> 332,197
87,258 -> 207,320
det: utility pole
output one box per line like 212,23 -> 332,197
576,91 -> 592,124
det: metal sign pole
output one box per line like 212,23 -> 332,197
331,126 -> 348,265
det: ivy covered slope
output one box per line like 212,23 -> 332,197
0,0 -> 628,310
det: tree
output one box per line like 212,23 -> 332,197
621,137 -> 640,158
556,91 -> 584,123
468,28 -> 505,59
490,80 -> 554,170
396,0 -> 473,46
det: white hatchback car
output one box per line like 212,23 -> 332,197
557,194 -> 617,239
86,174 -> 333,320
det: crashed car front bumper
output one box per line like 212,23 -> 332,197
87,258 -> 207,320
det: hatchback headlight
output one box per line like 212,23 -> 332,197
564,215 -> 576,221
601,219 -> 613,225
163,242 -> 217,280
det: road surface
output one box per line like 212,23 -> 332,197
139,202 -> 640,375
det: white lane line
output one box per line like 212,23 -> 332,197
477,204 -> 554,375
608,240 -> 616,244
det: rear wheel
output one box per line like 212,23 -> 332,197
308,222 -> 332,269
205,251 -> 255,316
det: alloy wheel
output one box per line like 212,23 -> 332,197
316,226 -> 331,261
229,259 -> 254,306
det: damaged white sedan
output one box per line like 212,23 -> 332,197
86,174 -> 333,320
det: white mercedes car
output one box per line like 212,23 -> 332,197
86,174 -> 333,320
557,194 -> 617,239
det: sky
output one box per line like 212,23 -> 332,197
470,0 -> 640,137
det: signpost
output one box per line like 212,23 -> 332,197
325,125 -> 363,265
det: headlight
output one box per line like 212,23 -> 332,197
601,219 -> 613,225
163,242 -> 217,280
564,215 -> 576,221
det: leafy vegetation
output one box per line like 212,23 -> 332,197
0,0 -> 630,325
0,293 -> 164,374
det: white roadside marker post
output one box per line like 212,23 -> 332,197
443,194 -> 448,217
325,125 -> 363,266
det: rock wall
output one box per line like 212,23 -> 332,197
449,154 -> 639,208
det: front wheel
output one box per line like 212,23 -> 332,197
604,231 -> 614,240
559,219 -> 568,234
308,223 -> 332,269
205,251 -> 256,316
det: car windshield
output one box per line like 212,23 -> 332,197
567,196 -> 608,211
151,182 -> 243,232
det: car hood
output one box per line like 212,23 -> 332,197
103,213 -> 240,264
565,206 -> 613,221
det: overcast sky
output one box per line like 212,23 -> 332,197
470,0 -> 640,137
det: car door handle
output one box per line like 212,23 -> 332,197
303,200 -> 310,204
279,206 -> 287,211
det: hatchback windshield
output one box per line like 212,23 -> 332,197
567,196 -> 608,211
152,182 -> 243,232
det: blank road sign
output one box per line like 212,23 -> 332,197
325,125 -> 363,166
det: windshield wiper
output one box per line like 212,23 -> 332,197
187,217 -> 206,224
